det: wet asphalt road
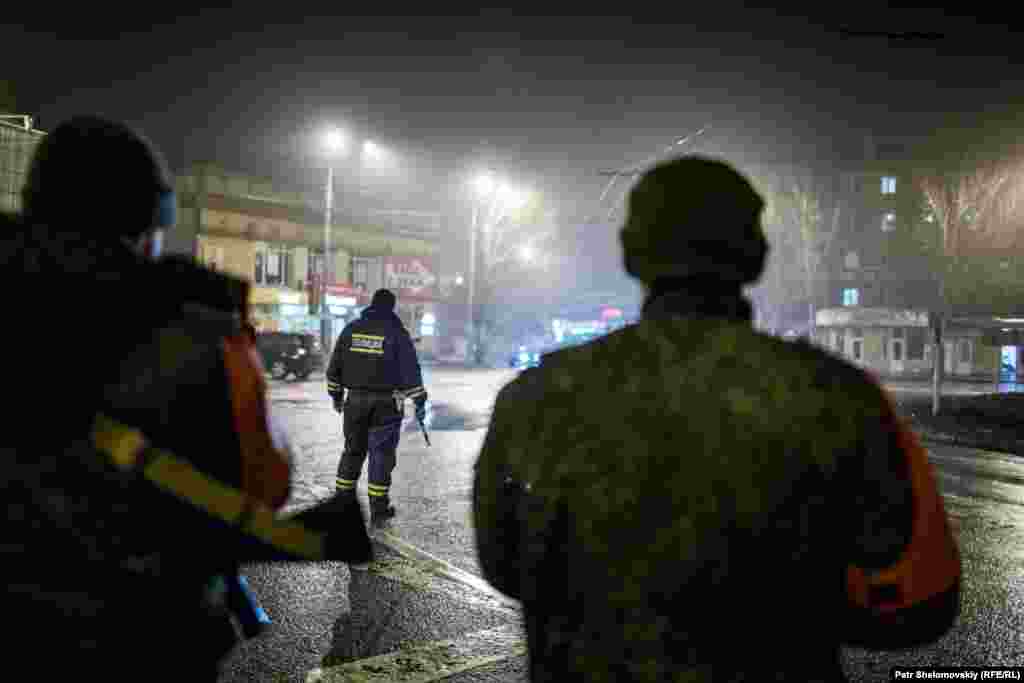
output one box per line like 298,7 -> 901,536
216,367 -> 1024,682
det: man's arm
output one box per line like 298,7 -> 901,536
326,327 -> 348,402
395,329 -> 427,403
842,390 -> 961,650
473,373 -> 543,601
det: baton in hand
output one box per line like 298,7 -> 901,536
395,390 -> 431,446
415,412 -> 431,446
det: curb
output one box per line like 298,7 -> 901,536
911,425 -> 1024,457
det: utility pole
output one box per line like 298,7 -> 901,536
321,164 -> 335,352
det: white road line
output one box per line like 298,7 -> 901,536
306,623 -> 527,683
372,530 -> 521,613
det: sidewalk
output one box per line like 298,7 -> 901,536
218,536 -> 526,683
886,383 -> 1024,456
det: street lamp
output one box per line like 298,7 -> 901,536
321,127 -> 349,351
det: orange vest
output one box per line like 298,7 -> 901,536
222,330 -> 291,512
846,401 -> 960,616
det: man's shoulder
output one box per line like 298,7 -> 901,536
537,322 -> 884,400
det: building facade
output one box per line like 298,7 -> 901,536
169,163 -> 442,357
811,135 -> 1024,382
0,118 -> 43,214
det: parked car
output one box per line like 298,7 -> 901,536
255,332 -> 325,380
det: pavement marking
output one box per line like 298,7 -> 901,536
372,529 -> 521,613
306,623 -> 527,683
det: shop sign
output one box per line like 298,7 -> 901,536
384,256 -> 438,299
816,307 -> 930,328
325,283 -> 367,299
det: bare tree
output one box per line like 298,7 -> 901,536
752,170 -> 842,335
471,197 -> 556,364
914,148 -> 1024,414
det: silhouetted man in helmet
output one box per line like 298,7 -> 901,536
3,116 -> 370,680
473,156 -> 959,682
327,288 -> 428,530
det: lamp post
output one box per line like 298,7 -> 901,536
321,128 -> 347,352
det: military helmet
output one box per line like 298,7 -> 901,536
22,115 -> 175,239
619,155 -> 768,285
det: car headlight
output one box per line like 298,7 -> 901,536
294,348 -> 307,356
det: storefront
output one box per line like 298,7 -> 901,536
384,256 -> 440,359
815,307 -> 1002,380
250,286 -> 316,334
323,284 -> 369,350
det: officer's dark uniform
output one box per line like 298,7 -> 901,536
326,289 -> 427,526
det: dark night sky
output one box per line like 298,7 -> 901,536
4,7 -> 1023,285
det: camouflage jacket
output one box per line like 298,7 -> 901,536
473,290 -> 924,682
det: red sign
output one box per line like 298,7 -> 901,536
325,283 -> 367,298
384,256 -> 438,300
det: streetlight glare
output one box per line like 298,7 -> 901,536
363,139 -> 390,160
499,184 -> 529,210
519,245 -> 535,262
325,128 -> 348,154
473,173 -> 496,197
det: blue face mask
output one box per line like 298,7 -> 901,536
149,230 -> 164,259
155,191 -> 176,229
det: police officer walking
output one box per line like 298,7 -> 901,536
327,288 -> 428,529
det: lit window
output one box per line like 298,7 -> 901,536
253,244 -> 293,286
842,288 -> 859,306
881,176 -> 897,194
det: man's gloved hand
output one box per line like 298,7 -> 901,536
414,394 -> 428,423
332,392 -> 345,414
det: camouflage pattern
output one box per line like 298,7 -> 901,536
473,293 -> 915,682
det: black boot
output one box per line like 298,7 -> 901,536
369,496 -> 396,529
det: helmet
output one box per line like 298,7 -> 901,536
619,156 -> 768,285
22,115 -> 175,239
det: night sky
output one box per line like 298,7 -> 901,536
4,8 -> 1022,290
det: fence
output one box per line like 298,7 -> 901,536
0,120 -> 44,214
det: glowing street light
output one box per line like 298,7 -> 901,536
497,184 -> 529,211
518,245 -> 535,263
319,127 -> 348,351
325,128 -> 349,155
362,139 -> 388,163
473,172 -> 496,198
